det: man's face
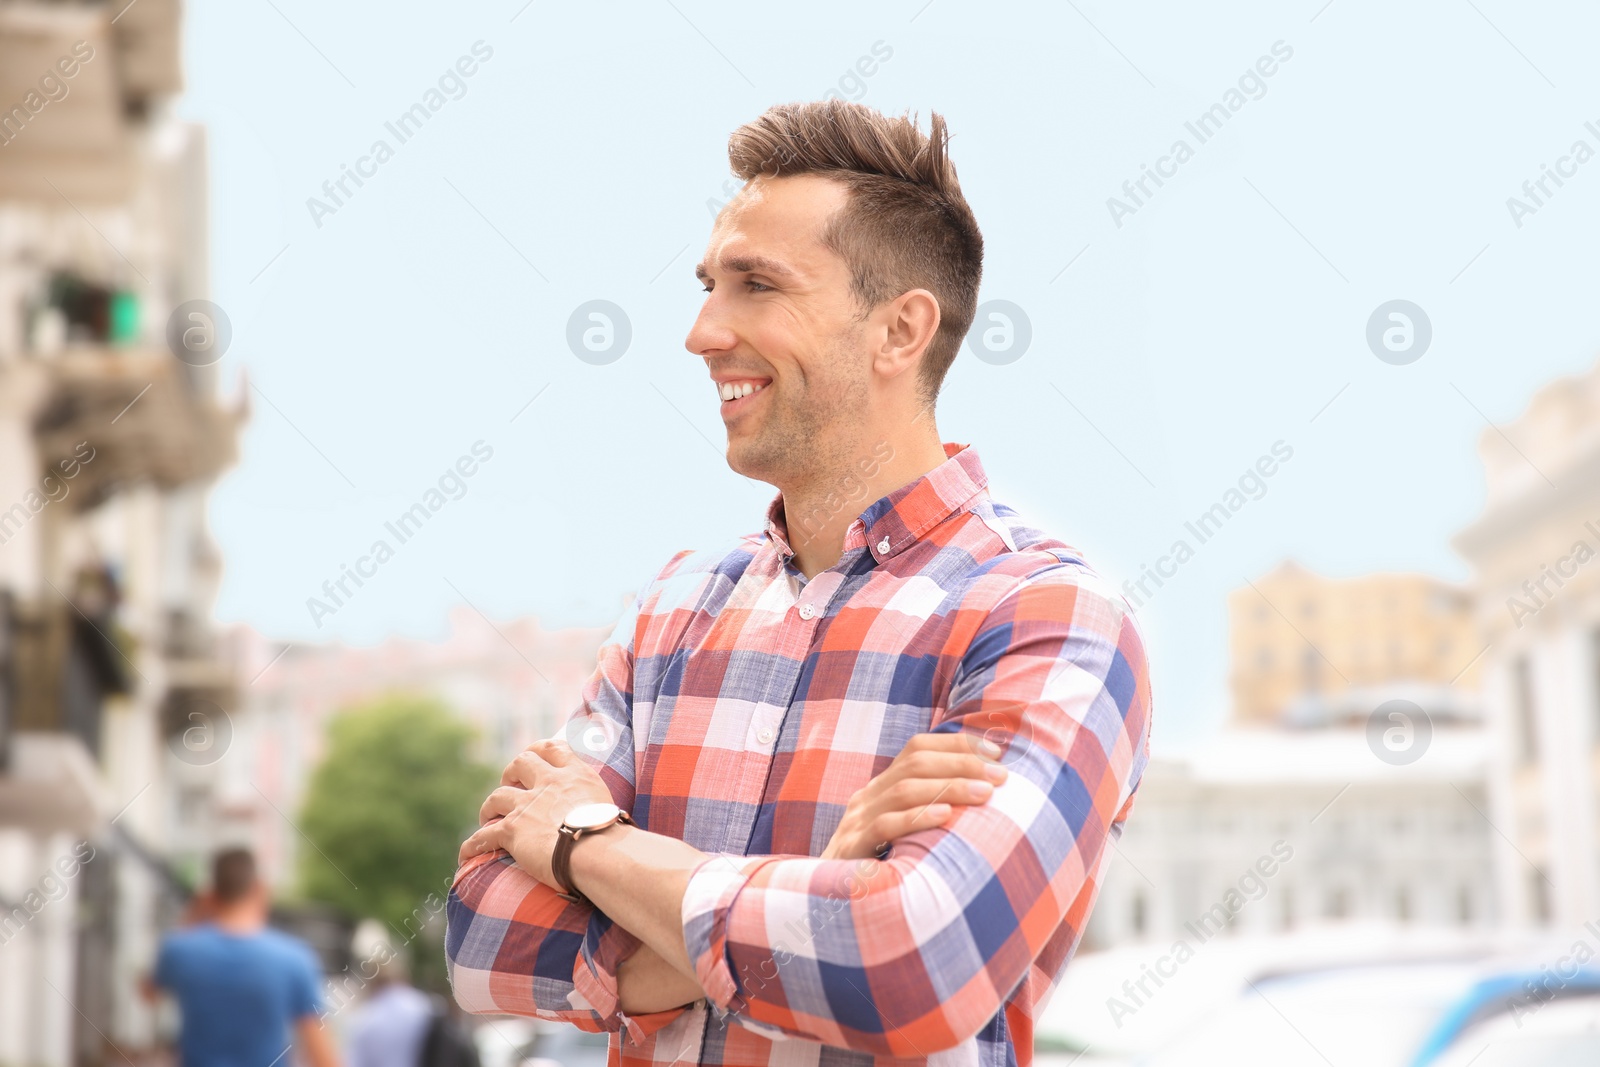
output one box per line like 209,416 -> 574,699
686,174 -> 873,486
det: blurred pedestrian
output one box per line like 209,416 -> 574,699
144,847 -> 339,1067
345,954 -> 431,1067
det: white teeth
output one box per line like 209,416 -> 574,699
719,381 -> 766,402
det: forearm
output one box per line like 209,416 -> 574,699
297,1018 -> 339,1067
567,824 -> 706,983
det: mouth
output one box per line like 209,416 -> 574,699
716,378 -> 771,419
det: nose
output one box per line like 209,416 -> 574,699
684,293 -> 740,363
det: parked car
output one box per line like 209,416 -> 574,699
1409,968 -> 1600,1066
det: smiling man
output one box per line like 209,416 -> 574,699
445,100 -> 1152,1067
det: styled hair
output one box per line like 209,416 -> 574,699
725,100 -> 984,403
211,847 -> 258,904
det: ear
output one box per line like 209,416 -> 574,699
870,289 -> 941,383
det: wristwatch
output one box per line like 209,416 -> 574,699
551,801 -> 633,904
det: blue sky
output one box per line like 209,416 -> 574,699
179,0 -> 1600,750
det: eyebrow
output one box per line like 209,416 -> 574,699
694,254 -> 798,283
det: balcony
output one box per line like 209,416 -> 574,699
25,345 -> 242,509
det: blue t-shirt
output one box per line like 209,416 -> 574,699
154,924 -> 325,1067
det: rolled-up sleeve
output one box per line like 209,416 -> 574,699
679,567 -> 1153,1054
446,582 -> 692,1042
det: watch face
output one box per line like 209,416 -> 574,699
565,801 -> 623,831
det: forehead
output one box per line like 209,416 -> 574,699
695,174 -> 850,281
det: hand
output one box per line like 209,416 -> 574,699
458,738 -> 616,886
821,732 -> 1008,860
618,943 -> 706,1014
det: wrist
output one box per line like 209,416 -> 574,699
568,821 -> 637,888
553,805 -> 634,902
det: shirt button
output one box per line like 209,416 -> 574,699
798,603 -> 816,620
756,727 -> 775,745
877,537 -> 891,554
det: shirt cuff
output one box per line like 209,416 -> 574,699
573,909 -> 690,1045
680,853 -> 776,1014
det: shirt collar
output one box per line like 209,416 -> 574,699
763,443 -> 988,566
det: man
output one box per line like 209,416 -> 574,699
446,100 -> 1152,1067
148,848 -> 339,1067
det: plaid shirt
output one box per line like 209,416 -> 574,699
447,443 -> 1152,1067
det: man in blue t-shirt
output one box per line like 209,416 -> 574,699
147,848 -> 339,1067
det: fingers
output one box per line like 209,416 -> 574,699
870,802 -> 956,845
881,751 -> 1008,792
901,731 -> 1004,761
459,820 -> 505,864
478,785 -> 533,826
501,748 -> 557,788
881,776 -> 996,812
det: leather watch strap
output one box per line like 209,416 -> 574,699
552,810 -> 632,904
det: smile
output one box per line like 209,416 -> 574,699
718,379 -> 769,403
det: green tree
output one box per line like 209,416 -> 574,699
296,694 -> 494,978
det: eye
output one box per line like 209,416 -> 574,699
746,280 -> 771,292
700,285 -> 712,293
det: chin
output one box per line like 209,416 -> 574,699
724,437 -> 780,486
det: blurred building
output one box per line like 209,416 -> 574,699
0,2 -> 244,1065
1087,566 -> 1495,952
1228,562 -> 1479,725
227,611 -> 610,891
1085,721 -> 1494,950
1454,355 -> 1600,932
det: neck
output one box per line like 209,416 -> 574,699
784,422 -> 948,579
213,901 -> 266,934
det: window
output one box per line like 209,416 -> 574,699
1513,656 -> 1539,765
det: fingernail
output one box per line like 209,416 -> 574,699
927,803 -> 951,820
978,739 -> 1003,759
968,780 -> 994,800
984,762 -> 1007,782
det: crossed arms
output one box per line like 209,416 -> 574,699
445,570 -> 1150,1055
